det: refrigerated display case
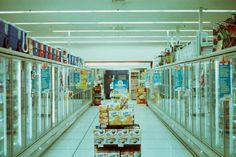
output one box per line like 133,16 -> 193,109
0,47 -> 93,157
147,46 -> 236,157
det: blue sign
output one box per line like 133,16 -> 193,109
153,72 -> 162,85
113,80 -> 128,89
41,68 -> 50,92
219,62 -> 231,98
88,72 -> 91,83
74,72 -> 80,84
174,69 -> 183,90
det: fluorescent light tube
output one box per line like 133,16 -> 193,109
14,21 -> 211,25
45,40 -> 190,44
53,29 -> 212,33
0,10 -> 235,14
33,35 -> 198,39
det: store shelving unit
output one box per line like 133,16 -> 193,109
130,70 -> 140,100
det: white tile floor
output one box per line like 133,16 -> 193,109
42,103 -> 193,157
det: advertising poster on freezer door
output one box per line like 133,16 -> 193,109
153,70 -> 162,86
41,67 -> 50,92
74,70 -> 80,89
80,70 -> 88,90
174,66 -> 183,90
219,61 -> 231,98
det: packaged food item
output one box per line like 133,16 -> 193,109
109,111 -> 121,125
105,129 -> 117,144
94,129 -> 106,145
107,151 -> 120,157
96,153 -> 108,157
108,103 -> 121,111
121,149 -> 133,157
99,105 -> 108,112
120,109 -> 134,125
128,129 -> 141,144
117,129 -> 129,145
133,151 -> 141,157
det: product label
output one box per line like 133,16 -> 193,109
153,71 -> 162,85
174,68 -> 183,90
41,68 -> 50,92
219,62 -> 231,98
113,80 -> 129,89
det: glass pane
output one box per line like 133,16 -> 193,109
230,57 -> 236,157
11,59 -> 23,155
32,63 -> 41,139
41,63 -> 52,132
192,63 -> 201,138
185,64 -> 193,132
200,61 -> 211,144
0,58 -> 7,157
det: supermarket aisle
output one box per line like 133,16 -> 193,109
42,103 -> 193,157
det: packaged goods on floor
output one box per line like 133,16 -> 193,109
94,127 -> 141,146
95,148 -> 141,157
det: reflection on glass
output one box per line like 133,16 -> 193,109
0,58 -> 7,156
12,59 -> 22,155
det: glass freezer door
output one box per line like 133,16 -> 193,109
11,59 -> 23,155
0,58 -> 7,156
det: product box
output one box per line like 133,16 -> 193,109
136,87 -> 147,104
56,49 -> 61,61
48,46 -> 52,59
108,103 -> 121,111
94,129 -> 106,145
38,42 -> 44,57
95,153 -> 108,157
8,24 -> 19,51
52,48 -> 57,61
105,129 -> 117,144
121,150 -> 133,157
128,129 -> 141,144
120,109 -> 134,125
32,40 -> 38,56
109,111 -> 121,125
43,44 -> 48,59
107,151 -> 120,157
117,129 -> 129,145
0,20 -> 6,48
133,151 -> 141,157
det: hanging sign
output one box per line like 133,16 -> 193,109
113,80 -> 129,89
219,61 -> 231,98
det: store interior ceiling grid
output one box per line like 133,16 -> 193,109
0,0 -> 235,63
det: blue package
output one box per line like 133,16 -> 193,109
8,24 -> 20,51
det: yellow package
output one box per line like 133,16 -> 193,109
99,105 -> 108,112
120,109 -> 134,125
109,111 -> 121,125
108,103 -> 121,111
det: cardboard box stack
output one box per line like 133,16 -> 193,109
94,94 -> 141,157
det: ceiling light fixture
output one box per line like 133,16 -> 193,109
14,21 -> 211,25
32,35 -> 200,39
0,10 -> 235,14
45,40 -> 190,44
52,29 -> 212,33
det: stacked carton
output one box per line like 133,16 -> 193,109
94,94 -> 141,157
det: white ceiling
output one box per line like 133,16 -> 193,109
0,0 -> 235,63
